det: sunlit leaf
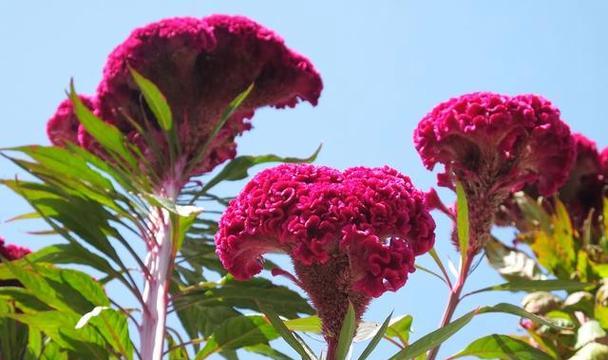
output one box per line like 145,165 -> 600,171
484,237 -> 543,281
449,334 -> 552,360
336,303 -> 356,360
455,181 -> 469,259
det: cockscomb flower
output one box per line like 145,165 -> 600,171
414,92 -> 575,252
46,15 -> 322,185
498,133 -> 607,232
215,164 -> 435,356
96,15 -> 321,181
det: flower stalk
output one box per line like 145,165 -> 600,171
140,184 -> 177,360
427,252 -> 474,360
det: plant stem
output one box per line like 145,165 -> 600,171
427,253 -> 474,360
139,184 -> 177,360
326,340 -> 338,360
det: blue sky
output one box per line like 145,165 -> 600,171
2,1 -> 608,359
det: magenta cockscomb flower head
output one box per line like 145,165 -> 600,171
215,164 -> 435,355
92,15 -> 322,182
498,133 -> 607,232
557,134 -> 605,227
47,95 -> 96,146
414,92 -> 575,252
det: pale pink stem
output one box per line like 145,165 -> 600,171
427,253 -> 474,360
140,183 -> 178,360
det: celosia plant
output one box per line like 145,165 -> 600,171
42,14 -> 322,360
215,164 -> 435,358
48,15 -> 322,186
4,8 -> 608,360
415,92 -> 575,253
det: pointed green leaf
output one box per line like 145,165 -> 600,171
358,312 -> 393,360
389,309 -> 478,360
259,304 -> 312,360
467,279 -> 593,296
130,68 -> 173,131
386,315 -> 413,346
449,334 -> 553,360
69,82 -> 137,169
199,145 -> 322,194
336,303 -> 356,360
455,181 -> 469,258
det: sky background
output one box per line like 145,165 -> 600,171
2,1 -> 608,359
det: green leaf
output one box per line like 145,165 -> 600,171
199,145 -> 322,194
531,200 -> 576,278
455,181 -> 469,258
389,308 -> 478,360
336,303 -> 356,360
484,237 -> 543,281
284,316 -> 321,333
449,334 -> 553,360
467,279 -> 593,296
386,315 -> 413,346
69,82 -> 137,169
129,67 -> 173,131
479,303 -> 565,330
244,344 -> 294,360
195,315 -> 281,359
259,304 -> 313,360
171,205 -> 203,253
358,312 -> 393,360
177,277 -> 314,319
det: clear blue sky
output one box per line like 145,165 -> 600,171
2,1 -> 608,359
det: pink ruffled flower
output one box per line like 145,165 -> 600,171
46,15 -> 322,184
499,133 -> 607,232
215,164 -> 435,354
557,134 -> 605,227
414,92 -> 575,252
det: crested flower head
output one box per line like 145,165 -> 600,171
46,15 -> 322,184
557,134 -> 605,227
414,92 -> 575,252
95,15 -> 322,178
498,133 -> 607,232
215,164 -> 434,351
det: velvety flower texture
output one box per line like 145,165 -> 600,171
47,15 -> 322,181
498,133 -> 608,232
414,92 -> 575,252
0,238 -> 30,261
215,164 -> 435,353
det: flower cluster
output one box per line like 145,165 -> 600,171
414,92 -> 575,252
215,164 -> 435,351
47,15 -> 322,183
0,237 -> 30,261
498,133 -> 608,232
